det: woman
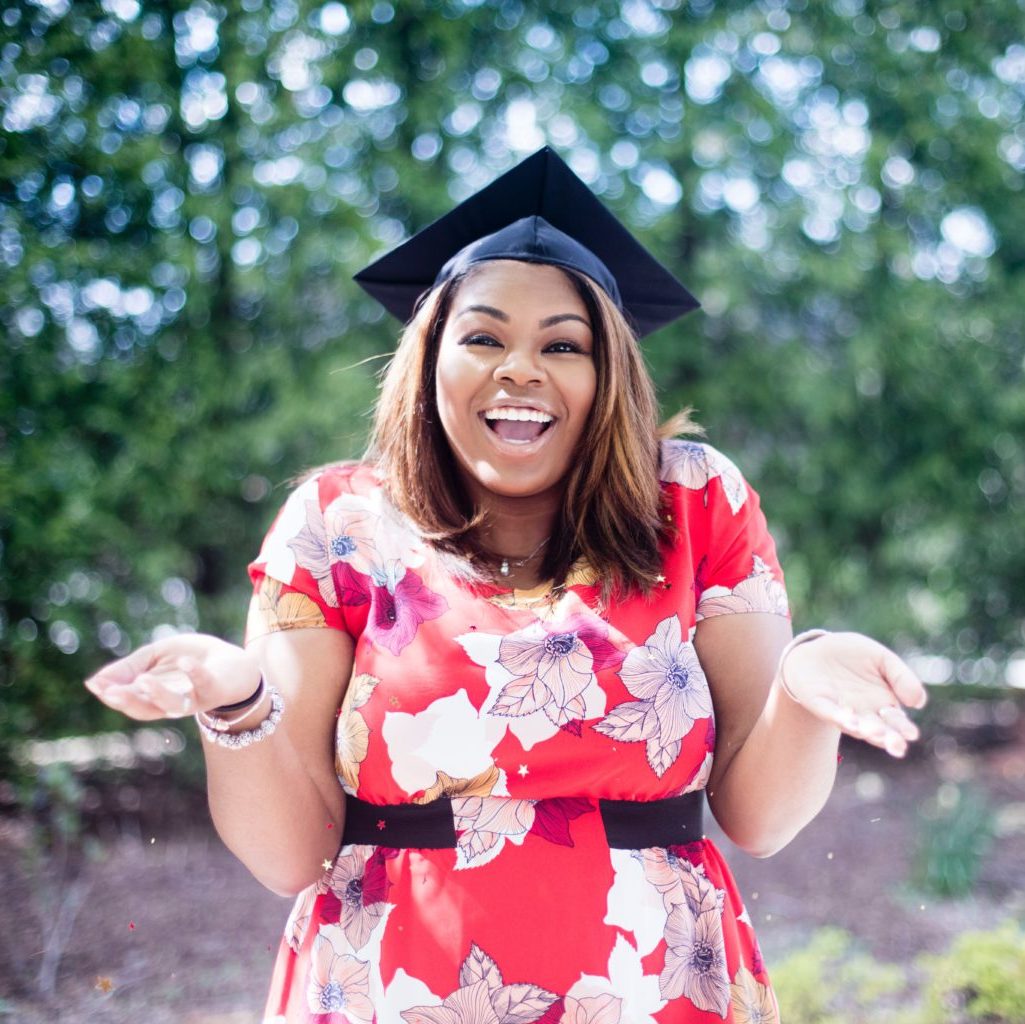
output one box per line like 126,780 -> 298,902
85,148 -> 926,1023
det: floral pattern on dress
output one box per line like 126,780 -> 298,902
336,674 -> 379,796
321,846 -> 396,952
457,613 -> 620,748
696,555 -> 789,621
452,796 -> 536,869
306,928 -> 375,1021
729,966 -> 779,1024
593,617 -> 713,777
248,451 -> 788,1023
401,944 -> 559,1024
660,441 -> 747,515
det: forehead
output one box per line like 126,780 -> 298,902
450,260 -> 590,317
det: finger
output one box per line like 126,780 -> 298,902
878,648 -> 928,709
133,670 -> 196,719
95,685 -> 169,722
877,703 -> 920,742
85,643 -> 161,690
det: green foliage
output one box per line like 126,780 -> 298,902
771,927 -> 911,1024
2,0 -> 1024,760
916,921 -> 1025,1024
912,783 -> 996,897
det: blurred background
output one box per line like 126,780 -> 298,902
1,0 -> 1024,1021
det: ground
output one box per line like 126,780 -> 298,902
2,697 -> 1023,1024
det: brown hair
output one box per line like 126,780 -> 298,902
366,263 -> 698,599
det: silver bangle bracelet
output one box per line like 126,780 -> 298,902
777,629 -> 830,704
195,686 -> 284,749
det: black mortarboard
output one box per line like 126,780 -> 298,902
353,146 -> 699,338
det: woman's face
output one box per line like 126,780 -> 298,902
434,260 -> 598,507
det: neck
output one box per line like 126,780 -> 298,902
469,492 -> 560,579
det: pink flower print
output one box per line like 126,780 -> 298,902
696,555 -> 789,620
287,499 -> 339,610
306,930 -> 375,1021
660,440 -> 747,514
452,796 -> 535,867
401,944 -> 558,1024
658,900 -> 730,1015
366,566 -> 447,656
560,993 -> 623,1024
594,616 -> 712,777
324,846 -> 394,951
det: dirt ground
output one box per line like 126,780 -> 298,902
3,701 -> 1024,1024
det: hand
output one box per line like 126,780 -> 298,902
84,634 -> 260,722
779,631 -> 927,758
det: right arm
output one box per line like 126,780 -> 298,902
85,627 -> 353,897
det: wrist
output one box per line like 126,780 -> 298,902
776,629 -> 830,705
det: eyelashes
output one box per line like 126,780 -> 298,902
458,333 -> 590,355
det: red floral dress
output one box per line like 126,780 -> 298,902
246,441 -> 790,1024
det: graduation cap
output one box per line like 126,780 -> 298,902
353,146 -> 699,338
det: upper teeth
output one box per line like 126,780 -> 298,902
483,408 -> 553,423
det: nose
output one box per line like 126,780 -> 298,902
493,346 -> 544,387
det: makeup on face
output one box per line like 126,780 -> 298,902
434,261 -> 597,509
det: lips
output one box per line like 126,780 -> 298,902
480,405 -> 556,445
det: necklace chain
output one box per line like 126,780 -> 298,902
496,535 -> 551,578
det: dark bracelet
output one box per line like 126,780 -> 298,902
211,676 -> 265,714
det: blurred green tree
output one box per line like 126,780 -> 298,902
1,0 -> 1023,767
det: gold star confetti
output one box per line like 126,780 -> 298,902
322,860 -> 332,871
517,764 -> 529,777
95,976 -> 114,993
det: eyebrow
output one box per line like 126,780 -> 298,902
456,305 -> 590,329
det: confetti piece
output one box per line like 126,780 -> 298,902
128,921 -> 136,931
837,753 -> 844,764
827,852 -> 834,860
322,859 -> 332,871
95,976 -> 114,993
751,892 -> 759,900
377,819 -> 386,831
150,837 -> 155,844
765,914 -> 772,921
326,822 -> 333,830
517,764 -> 529,777
870,817 -> 881,823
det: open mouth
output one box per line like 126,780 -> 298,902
481,407 -> 555,444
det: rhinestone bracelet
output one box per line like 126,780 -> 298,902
195,686 -> 284,749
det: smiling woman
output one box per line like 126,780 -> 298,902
84,147 -> 928,1023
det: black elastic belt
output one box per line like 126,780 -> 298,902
340,791 -> 704,851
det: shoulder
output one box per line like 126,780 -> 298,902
293,460 -> 382,506
658,439 -> 750,516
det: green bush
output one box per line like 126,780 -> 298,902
912,783 -> 996,898
771,927 -> 912,1024
916,921 -> 1025,1024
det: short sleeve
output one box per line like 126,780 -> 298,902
660,440 -> 790,621
245,471 -> 352,644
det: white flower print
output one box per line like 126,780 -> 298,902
660,440 -> 748,515
456,613 -> 615,750
284,879 -> 325,953
452,796 -> 536,869
659,900 -> 731,1015
382,690 -> 508,796
568,934 -> 665,1024
306,928 -> 375,1022
730,966 -> 780,1024
697,554 -> 789,620
593,616 -> 712,777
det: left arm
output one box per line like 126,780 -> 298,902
696,614 -> 927,859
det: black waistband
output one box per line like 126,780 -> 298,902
340,791 -> 704,851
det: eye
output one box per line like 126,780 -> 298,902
460,333 -> 501,348
545,340 -> 589,355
